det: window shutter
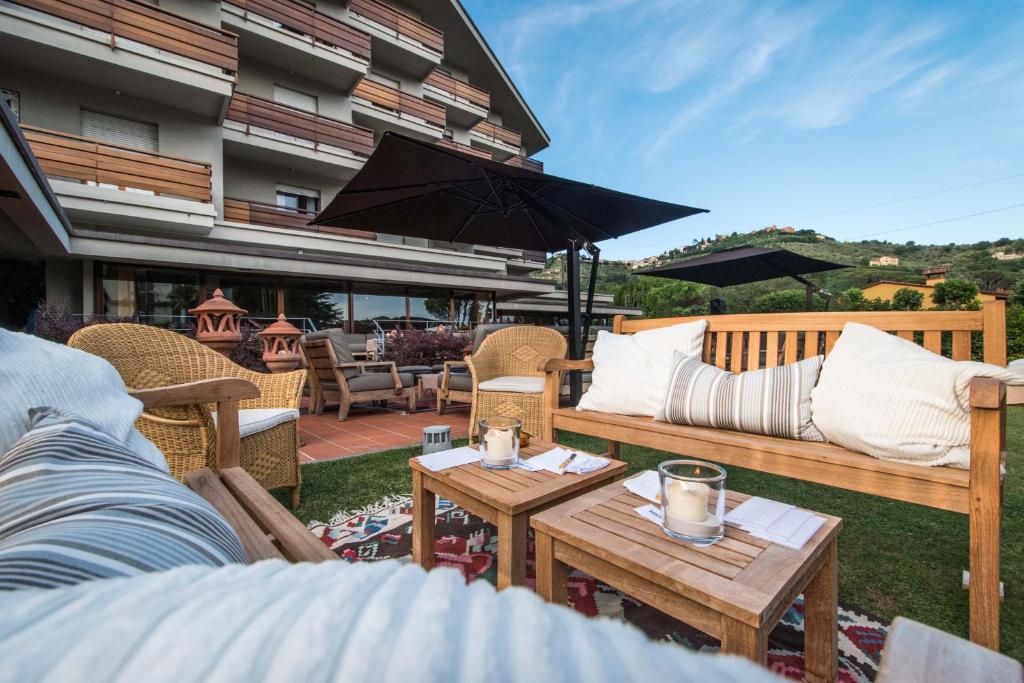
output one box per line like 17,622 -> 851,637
81,110 -> 158,151
273,85 -> 317,113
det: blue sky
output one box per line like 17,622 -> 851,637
463,0 -> 1024,260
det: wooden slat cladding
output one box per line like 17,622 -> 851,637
11,0 -> 238,76
224,197 -> 377,239
423,69 -> 489,110
23,124 -> 211,202
348,0 -> 443,56
436,138 -> 490,160
224,0 -> 370,62
504,155 -> 543,172
471,120 -> 522,149
226,93 -> 375,157
352,79 -> 445,128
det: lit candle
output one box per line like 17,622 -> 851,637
665,480 -> 710,522
483,428 -> 515,466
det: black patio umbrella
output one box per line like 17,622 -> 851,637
313,132 -> 707,400
640,246 -> 850,311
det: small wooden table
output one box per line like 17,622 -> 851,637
531,477 -> 842,683
410,440 -> 627,590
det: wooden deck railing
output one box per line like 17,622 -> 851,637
10,0 -> 238,76
22,125 -> 212,202
226,93 -> 375,158
423,69 -> 489,110
505,155 -> 543,172
352,79 -> 445,129
347,0 -> 443,56
471,120 -> 521,150
436,138 -> 490,160
224,197 -> 376,239
224,0 -> 370,62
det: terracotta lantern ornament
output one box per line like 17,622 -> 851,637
258,314 -> 303,373
188,288 -> 247,355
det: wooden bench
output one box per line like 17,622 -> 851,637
131,378 -> 335,564
541,302 -> 1008,650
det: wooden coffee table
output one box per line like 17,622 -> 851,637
410,440 -> 627,590
531,476 -> 842,683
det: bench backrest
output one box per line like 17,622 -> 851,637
613,301 -> 1007,372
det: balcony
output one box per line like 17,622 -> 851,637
0,0 -> 237,116
22,125 -> 216,235
436,138 -> 491,160
422,68 -> 489,126
345,0 -> 442,77
469,121 -> 522,160
351,79 -> 445,141
223,93 -> 374,178
504,155 -> 544,173
222,0 -> 370,90
224,197 -> 376,239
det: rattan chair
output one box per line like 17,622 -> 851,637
68,323 -> 305,507
466,326 -> 567,441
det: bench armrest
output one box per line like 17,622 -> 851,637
538,358 -> 594,373
337,360 -> 402,391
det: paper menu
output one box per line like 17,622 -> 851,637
724,497 -> 825,550
415,446 -> 481,472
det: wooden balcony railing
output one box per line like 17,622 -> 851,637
352,79 -> 445,129
10,0 -> 238,77
347,0 -> 443,56
22,125 -> 212,202
224,197 -> 376,239
224,0 -> 370,62
505,155 -> 543,173
423,69 -> 489,110
471,120 -> 521,150
226,93 -> 375,158
436,138 -> 490,160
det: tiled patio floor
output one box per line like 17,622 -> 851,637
298,395 -> 470,463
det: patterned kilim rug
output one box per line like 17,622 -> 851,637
309,496 -> 887,682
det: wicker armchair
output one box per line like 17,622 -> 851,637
68,323 -> 305,507
466,326 -> 567,440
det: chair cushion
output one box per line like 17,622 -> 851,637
0,329 -> 167,472
0,408 -> 245,590
478,376 -> 545,393
396,365 -> 433,374
347,372 -> 415,392
212,408 -> 299,439
472,323 -> 517,352
444,372 -> 473,392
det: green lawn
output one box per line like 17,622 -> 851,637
283,407 -> 1024,659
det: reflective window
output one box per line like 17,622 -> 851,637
99,264 -> 198,328
353,283 -> 406,334
284,283 -> 347,331
408,287 -> 450,325
219,277 -> 277,321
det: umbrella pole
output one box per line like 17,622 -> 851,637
566,243 -> 583,404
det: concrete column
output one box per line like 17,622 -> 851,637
44,259 -> 83,312
81,260 -> 95,316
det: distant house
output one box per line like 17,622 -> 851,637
861,268 -> 1008,309
869,255 -> 900,267
994,251 -> 1024,261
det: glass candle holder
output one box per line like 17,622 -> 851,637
657,460 -> 726,547
478,417 -> 521,469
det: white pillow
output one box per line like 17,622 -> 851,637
810,322 -> 1023,468
577,320 -> 707,416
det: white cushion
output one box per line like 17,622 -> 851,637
477,376 -> 545,393
212,408 -> 299,438
811,322 -> 1024,468
0,329 -> 167,472
577,320 -> 708,417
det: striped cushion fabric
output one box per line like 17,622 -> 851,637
0,408 -> 245,590
662,352 -> 826,441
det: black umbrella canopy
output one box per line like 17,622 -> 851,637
639,246 -> 849,287
312,132 -> 707,251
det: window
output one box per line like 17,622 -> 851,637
276,184 -> 320,213
352,283 -> 406,334
99,264 -> 198,328
442,128 -> 454,140
1,89 -> 19,121
283,282 -> 348,330
273,84 -> 317,113
81,110 -> 158,151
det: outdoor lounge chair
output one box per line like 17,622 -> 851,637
301,338 -> 416,421
68,323 -> 305,507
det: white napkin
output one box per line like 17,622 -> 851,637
519,447 -> 609,475
622,470 -> 660,503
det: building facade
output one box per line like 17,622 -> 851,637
0,0 -> 552,333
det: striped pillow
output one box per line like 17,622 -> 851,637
662,352 -> 826,441
0,408 -> 245,590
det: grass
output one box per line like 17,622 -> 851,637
281,409 -> 1024,659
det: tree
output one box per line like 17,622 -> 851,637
1007,304 -> 1024,361
931,278 -> 980,310
975,270 -> 1012,292
750,290 -> 806,313
642,280 -> 707,318
1010,277 -> 1024,308
891,287 -> 924,311
837,288 -> 866,311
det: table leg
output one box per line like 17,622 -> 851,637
803,540 -> 839,683
720,617 -> 767,665
535,531 -> 568,604
411,471 -> 436,571
496,513 -> 528,590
